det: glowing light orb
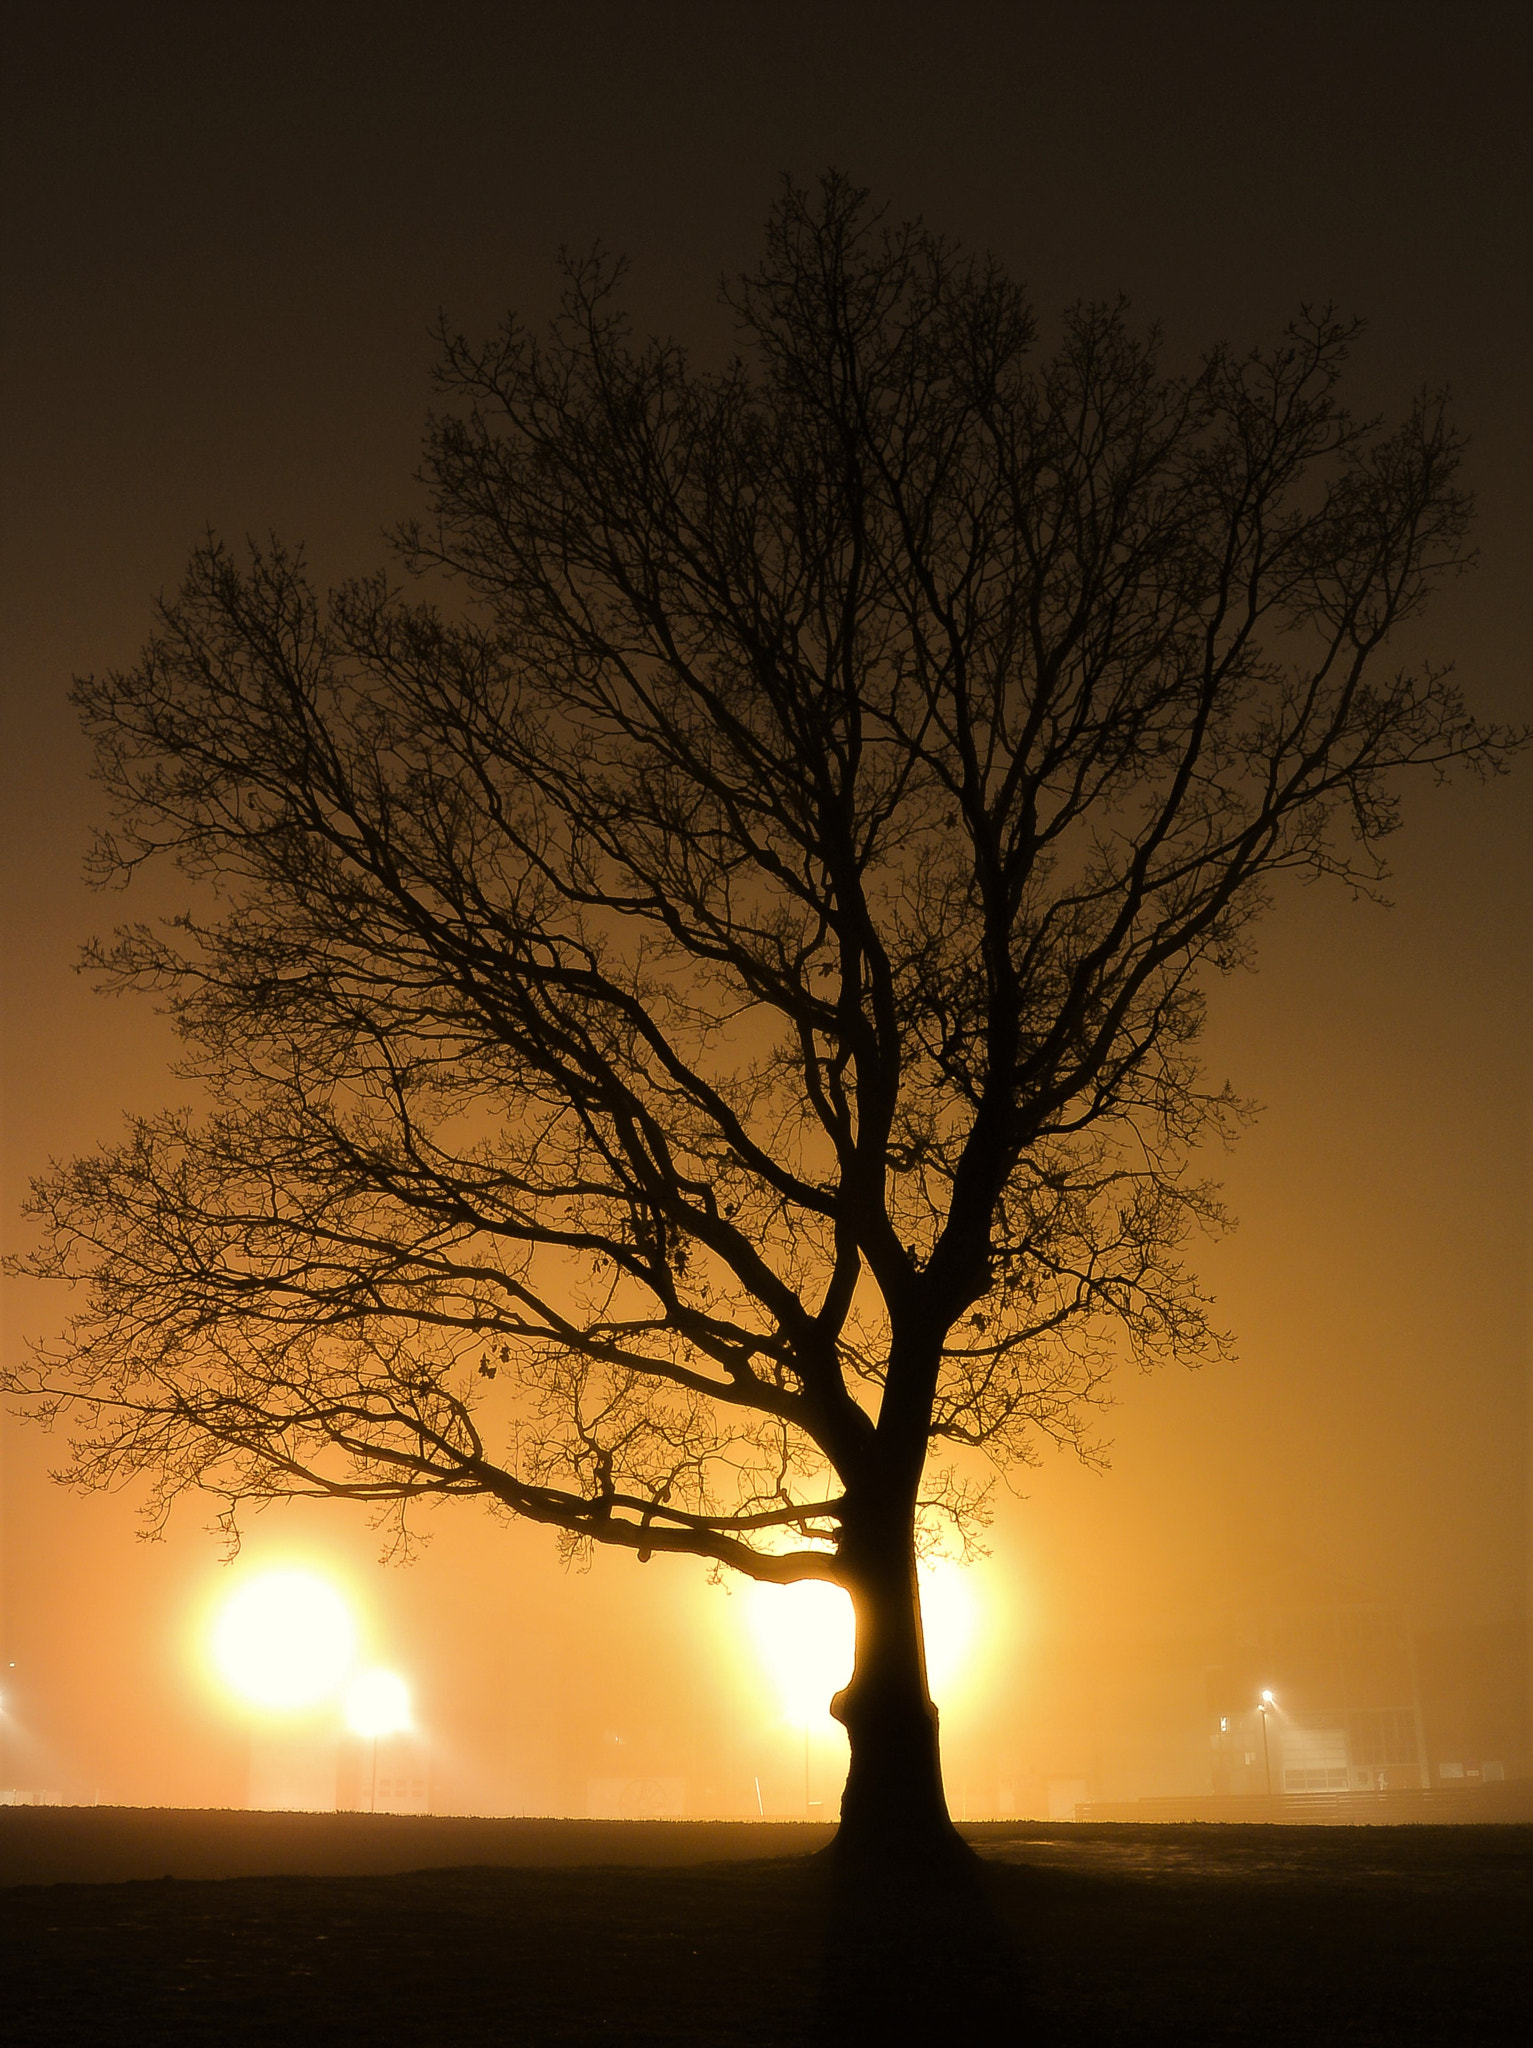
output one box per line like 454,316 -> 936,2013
211,1569 -> 356,1709
747,1560 -> 980,1724
747,1579 -> 854,1724
345,1668 -> 412,1738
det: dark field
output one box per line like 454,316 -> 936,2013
2,1811 -> 1528,2045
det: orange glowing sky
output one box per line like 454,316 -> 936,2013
1,0 -> 1527,1816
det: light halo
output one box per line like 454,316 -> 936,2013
211,1567 -> 356,1710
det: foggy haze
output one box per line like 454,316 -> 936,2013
2,1 -> 1527,1824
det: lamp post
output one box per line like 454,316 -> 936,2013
1257,1689 -> 1275,1797
345,1670 -> 412,1813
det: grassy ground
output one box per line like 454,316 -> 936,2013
2,1815 -> 1527,2044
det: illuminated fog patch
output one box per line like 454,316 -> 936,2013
747,1559 -> 978,1724
747,1579 -> 854,1724
917,1557 -> 977,1696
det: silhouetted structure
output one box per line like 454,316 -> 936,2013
9,175 -> 1517,1858
1416,1618 -> 1529,1784
1063,1563 -> 1530,1822
1207,1564 -> 1429,1793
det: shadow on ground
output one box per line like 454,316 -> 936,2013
1,1813 -> 1527,2045
812,1848 -> 1020,2042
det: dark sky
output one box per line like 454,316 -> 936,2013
2,1 -> 1528,1810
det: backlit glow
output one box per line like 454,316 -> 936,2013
211,1569 -> 356,1710
748,1578 -> 854,1724
918,1557 -> 977,1696
747,1558 -> 980,1724
345,1667 -> 412,1737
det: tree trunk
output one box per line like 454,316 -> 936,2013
829,1505 -> 970,1863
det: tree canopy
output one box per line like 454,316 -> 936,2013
9,176 -> 1516,1848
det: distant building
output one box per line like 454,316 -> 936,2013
993,1558 -> 1525,1822
337,1729 -> 433,1813
1413,1617 -> 1526,1789
369,1734 -> 432,1814
1206,1564 -> 1430,1794
248,1727 -> 339,1811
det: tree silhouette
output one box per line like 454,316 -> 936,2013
11,177 -> 1516,1856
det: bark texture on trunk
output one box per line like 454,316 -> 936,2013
829,1512 -> 970,1862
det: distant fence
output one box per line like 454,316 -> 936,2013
1075,1782 -> 1533,1826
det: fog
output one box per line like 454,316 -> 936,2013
2,2 -> 1527,1821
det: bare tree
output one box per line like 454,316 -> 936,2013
10,177 -> 1515,1857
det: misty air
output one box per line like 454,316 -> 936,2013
2,6 -> 1527,2043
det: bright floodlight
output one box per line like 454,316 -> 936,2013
748,1579 -> 854,1724
747,1560 -> 978,1724
1261,1688 -> 1276,1704
212,1568 -> 356,1709
345,1667 -> 412,1738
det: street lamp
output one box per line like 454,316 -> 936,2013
345,1669 -> 412,1812
1257,1689 -> 1275,1797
